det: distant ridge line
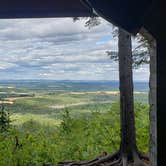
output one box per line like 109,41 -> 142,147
0,79 -> 148,83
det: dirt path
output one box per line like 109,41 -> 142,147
0,101 -> 13,104
60,91 -> 147,96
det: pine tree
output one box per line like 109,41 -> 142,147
0,104 -> 11,132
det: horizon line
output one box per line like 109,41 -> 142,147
0,79 -> 149,82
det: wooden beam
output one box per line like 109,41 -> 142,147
0,0 -> 93,18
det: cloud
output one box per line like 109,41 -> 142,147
0,62 -> 18,70
0,18 -> 149,81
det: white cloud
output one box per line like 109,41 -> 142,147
0,18 -> 149,81
0,62 -> 18,70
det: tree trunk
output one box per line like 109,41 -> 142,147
140,28 -> 157,166
149,37 -> 157,166
118,28 -> 137,159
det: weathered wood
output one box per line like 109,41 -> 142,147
149,36 -> 157,166
140,28 -> 157,166
118,28 -> 136,157
43,163 -> 52,166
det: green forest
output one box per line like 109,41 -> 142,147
0,81 -> 149,166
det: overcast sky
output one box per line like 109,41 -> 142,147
0,18 -> 149,81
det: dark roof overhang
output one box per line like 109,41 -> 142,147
83,0 -> 154,35
0,0 -> 94,19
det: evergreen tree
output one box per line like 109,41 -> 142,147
0,104 -> 11,132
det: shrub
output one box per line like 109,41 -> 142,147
0,104 -> 11,132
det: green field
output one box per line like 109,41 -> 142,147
0,81 -> 149,166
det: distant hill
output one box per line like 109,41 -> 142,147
0,80 -> 149,92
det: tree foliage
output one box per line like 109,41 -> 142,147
73,17 -> 101,29
0,105 -> 11,132
106,32 -> 150,69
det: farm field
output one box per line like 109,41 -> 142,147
0,80 -> 149,166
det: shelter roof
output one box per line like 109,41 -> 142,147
0,0 -> 93,18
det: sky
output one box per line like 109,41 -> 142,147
0,17 -> 149,81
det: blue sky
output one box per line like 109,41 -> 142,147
0,18 -> 149,81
